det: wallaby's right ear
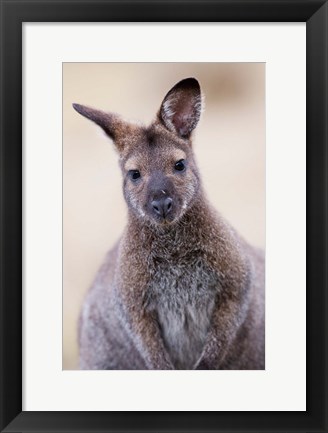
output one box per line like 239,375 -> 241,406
72,103 -> 125,144
158,78 -> 202,139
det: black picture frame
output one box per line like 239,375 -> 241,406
1,1 -> 327,432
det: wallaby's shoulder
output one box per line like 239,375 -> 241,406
78,240 -> 120,339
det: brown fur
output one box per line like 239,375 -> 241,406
73,78 -> 265,370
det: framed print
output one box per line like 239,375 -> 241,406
0,0 -> 327,432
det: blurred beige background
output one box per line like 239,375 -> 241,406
63,63 -> 265,370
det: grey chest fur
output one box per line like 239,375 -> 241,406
146,254 -> 220,369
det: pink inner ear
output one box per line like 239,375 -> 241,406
173,113 -> 192,137
172,99 -> 197,137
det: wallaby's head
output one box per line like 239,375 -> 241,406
73,78 -> 203,226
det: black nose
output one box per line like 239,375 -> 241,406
151,197 -> 173,218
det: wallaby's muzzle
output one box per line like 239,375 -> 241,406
146,174 -> 177,223
151,196 -> 173,220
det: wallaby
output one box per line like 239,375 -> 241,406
73,78 -> 265,370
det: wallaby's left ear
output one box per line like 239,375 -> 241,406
158,78 -> 202,138
72,103 -> 119,140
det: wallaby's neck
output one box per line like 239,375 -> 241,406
126,191 -> 217,252
124,187 -> 249,294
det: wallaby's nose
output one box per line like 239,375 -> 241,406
151,197 -> 173,218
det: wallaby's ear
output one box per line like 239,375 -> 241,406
72,103 -> 125,143
158,78 -> 202,138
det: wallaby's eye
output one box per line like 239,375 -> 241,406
129,170 -> 141,181
175,159 -> 185,171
